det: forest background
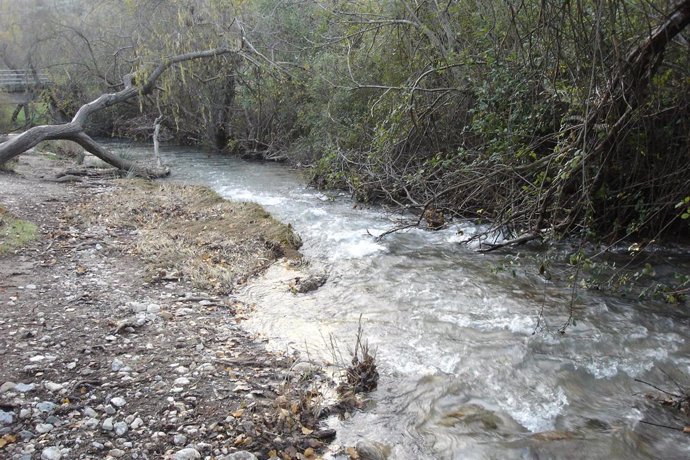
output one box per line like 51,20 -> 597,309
1,0 -> 689,245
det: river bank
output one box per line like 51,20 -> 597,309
0,152 -> 340,460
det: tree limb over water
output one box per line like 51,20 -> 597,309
0,46 -> 243,177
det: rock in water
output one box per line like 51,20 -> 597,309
290,273 -> 328,294
355,440 -> 391,460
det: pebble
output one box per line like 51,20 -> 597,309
83,418 -> 99,429
174,377 -> 190,386
44,381 -> 64,392
114,421 -> 128,436
15,383 -> 36,393
37,401 -> 57,413
108,448 -> 126,458
130,417 -> 144,429
173,448 -> 201,460
219,452 -> 258,460
40,446 -> 61,460
102,417 -> 114,431
111,359 -> 125,372
173,434 -> 187,445
111,397 -> 127,407
84,407 -> 98,418
0,410 -> 14,425
147,304 -> 161,313
35,423 -> 54,434
0,381 -> 16,393
196,363 -> 214,374
105,405 -> 117,415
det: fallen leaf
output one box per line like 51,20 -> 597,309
346,446 -> 359,459
0,434 -> 16,449
684,426 -> 690,433
304,447 -> 315,457
231,409 -> 244,418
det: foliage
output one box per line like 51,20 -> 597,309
2,0 -> 689,242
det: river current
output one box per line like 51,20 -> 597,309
128,145 -> 689,459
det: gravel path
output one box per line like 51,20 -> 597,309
0,153 -> 336,460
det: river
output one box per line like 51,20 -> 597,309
127,145 -> 689,459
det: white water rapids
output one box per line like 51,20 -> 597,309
125,145 -> 690,459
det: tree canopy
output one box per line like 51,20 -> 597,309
1,0 -> 689,241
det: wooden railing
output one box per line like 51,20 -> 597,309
0,69 -> 51,93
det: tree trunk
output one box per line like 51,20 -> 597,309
0,46 -> 240,178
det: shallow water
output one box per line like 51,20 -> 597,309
125,145 -> 690,459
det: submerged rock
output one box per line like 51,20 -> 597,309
289,273 -> 328,294
439,404 -> 503,431
355,440 -> 391,460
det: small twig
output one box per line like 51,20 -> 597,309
659,367 -> 688,396
634,378 -> 683,398
639,420 -> 686,432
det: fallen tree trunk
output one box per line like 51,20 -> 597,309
0,47 -> 241,178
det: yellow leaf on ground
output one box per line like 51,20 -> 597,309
683,426 -> 690,433
301,426 -> 314,435
304,447 -> 315,457
231,409 -> 244,418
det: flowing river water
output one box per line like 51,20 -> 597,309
126,145 -> 689,459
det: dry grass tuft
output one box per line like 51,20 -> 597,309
337,315 -> 379,396
76,180 -> 302,293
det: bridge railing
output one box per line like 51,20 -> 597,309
0,69 -> 51,92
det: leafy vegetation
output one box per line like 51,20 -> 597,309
1,0 -> 689,244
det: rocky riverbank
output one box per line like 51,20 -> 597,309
0,152 -> 340,460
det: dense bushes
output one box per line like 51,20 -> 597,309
4,0 -> 689,241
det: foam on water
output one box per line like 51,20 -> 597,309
138,146 -> 690,459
